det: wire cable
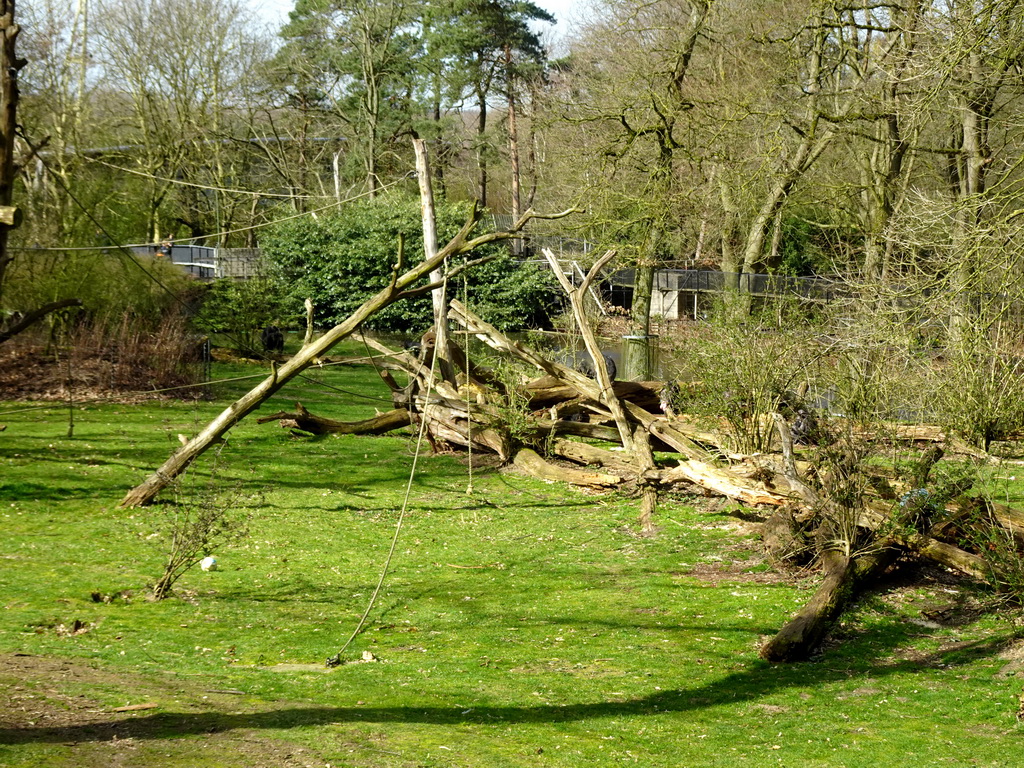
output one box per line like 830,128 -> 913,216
325,342 -> 439,667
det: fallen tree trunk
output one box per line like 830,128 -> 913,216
760,546 -> 895,663
525,377 -> 661,410
653,461 -> 792,506
256,403 -> 412,436
513,447 -> 623,488
551,438 -> 639,474
526,419 -> 623,443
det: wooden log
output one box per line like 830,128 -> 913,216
256,403 -> 411,436
857,498 -> 991,579
525,378 -> 661,410
512,448 -> 623,488
762,506 -> 813,563
450,299 -> 603,400
652,461 -> 792,506
551,438 -> 639,473
989,501 -> 1024,542
896,532 -> 989,581
421,404 -> 512,459
760,546 -> 895,663
527,419 -> 623,443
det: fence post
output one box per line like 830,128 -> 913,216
621,334 -> 658,380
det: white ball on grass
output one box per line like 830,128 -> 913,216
200,556 -> 218,572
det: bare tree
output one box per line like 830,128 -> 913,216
92,0 -> 264,242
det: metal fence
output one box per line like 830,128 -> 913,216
135,245 -> 265,280
610,268 -> 842,303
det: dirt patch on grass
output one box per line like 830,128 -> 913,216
686,556 -> 803,585
0,653 -> 322,767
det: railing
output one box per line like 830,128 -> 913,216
142,236 -> 839,304
135,245 -> 264,280
609,269 -> 842,303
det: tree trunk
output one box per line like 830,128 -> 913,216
760,546 -> 894,662
0,0 -> 23,305
513,448 -> 622,488
414,138 -> 454,383
256,403 -> 411,436
477,88 -> 488,207
505,47 -> 522,254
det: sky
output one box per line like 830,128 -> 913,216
247,0 -> 582,41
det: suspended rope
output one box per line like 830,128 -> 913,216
325,340 -> 440,667
462,271 -> 474,496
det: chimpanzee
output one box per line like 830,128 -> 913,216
261,325 -> 284,353
792,408 -> 829,446
576,352 -> 617,382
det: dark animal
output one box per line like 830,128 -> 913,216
261,325 -> 284,353
576,352 -> 617,382
792,408 -> 827,446
660,380 -> 684,418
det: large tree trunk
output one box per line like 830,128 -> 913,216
513,447 -> 623,488
760,546 -> 894,663
0,0 -> 23,306
414,138 -> 454,383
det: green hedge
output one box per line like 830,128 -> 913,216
260,194 -> 556,333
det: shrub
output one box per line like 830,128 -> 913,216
151,463 -> 255,600
665,303 -> 821,453
4,249 -> 193,325
261,194 -> 557,333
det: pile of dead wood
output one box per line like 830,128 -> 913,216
257,302 -> 1024,662
119,139 -> 1024,663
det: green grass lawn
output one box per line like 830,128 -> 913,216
1,344 -> 1022,767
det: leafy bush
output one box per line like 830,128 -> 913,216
261,194 -> 556,333
664,304 -> 821,453
931,344 -> 1024,451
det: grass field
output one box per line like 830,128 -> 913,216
1,343 -> 1023,767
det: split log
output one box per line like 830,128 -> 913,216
653,461 -> 792,506
526,419 -> 623,443
525,376 -> 661,410
896,532 -> 989,581
421,402 -> 512,460
256,403 -> 411,436
513,448 -> 623,488
989,501 -> 1024,542
641,414 -> 710,462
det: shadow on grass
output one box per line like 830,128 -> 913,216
0,634 -> 1015,746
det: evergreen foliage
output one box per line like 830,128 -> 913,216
261,194 -> 556,332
